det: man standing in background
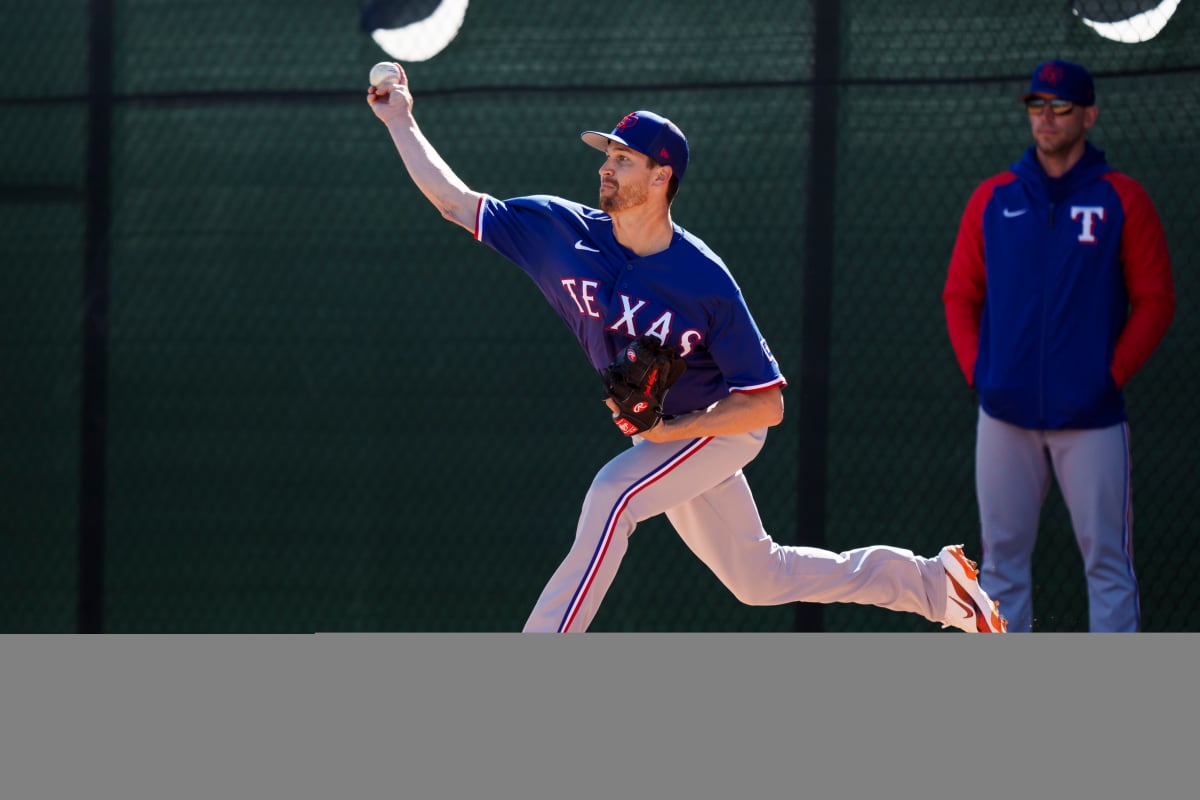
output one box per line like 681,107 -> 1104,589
943,59 -> 1175,631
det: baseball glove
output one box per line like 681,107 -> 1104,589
602,335 -> 687,435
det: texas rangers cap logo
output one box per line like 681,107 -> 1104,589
616,113 -> 639,132
1038,63 -> 1064,86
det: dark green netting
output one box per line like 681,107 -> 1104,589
2,0 -> 1196,631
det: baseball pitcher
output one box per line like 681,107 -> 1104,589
369,63 -> 1005,632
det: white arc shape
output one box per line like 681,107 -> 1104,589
575,240 -> 600,253
371,0 -> 469,62
1076,0 -> 1179,43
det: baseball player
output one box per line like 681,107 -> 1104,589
369,63 -> 1005,632
943,60 -> 1175,631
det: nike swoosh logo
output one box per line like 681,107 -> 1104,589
1003,208 -> 1028,218
574,240 -> 600,253
949,596 -> 975,620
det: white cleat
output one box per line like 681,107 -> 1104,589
938,544 -> 1007,633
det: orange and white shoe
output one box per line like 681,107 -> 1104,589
937,544 -> 1007,633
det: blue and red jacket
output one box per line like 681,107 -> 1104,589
944,142 -> 1174,430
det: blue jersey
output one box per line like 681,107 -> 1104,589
475,195 -> 785,416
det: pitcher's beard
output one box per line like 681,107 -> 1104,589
599,182 -> 648,213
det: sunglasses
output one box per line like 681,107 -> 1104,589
1025,97 -> 1075,116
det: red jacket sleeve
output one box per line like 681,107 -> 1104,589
1104,173 -> 1175,388
943,175 -> 1010,386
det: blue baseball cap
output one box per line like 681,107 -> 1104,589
581,110 -> 690,181
1021,59 -> 1096,106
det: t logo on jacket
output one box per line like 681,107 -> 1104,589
1071,205 -> 1105,243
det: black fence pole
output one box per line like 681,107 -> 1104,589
78,0 -> 114,633
794,0 -> 840,632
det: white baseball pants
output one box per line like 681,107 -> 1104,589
523,429 -> 949,632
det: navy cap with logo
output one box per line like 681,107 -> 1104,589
1021,59 -> 1096,106
581,110 -> 690,182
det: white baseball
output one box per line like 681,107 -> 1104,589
369,62 -> 402,90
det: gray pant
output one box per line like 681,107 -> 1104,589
975,408 -> 1138,632
524,429 -> 947,632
